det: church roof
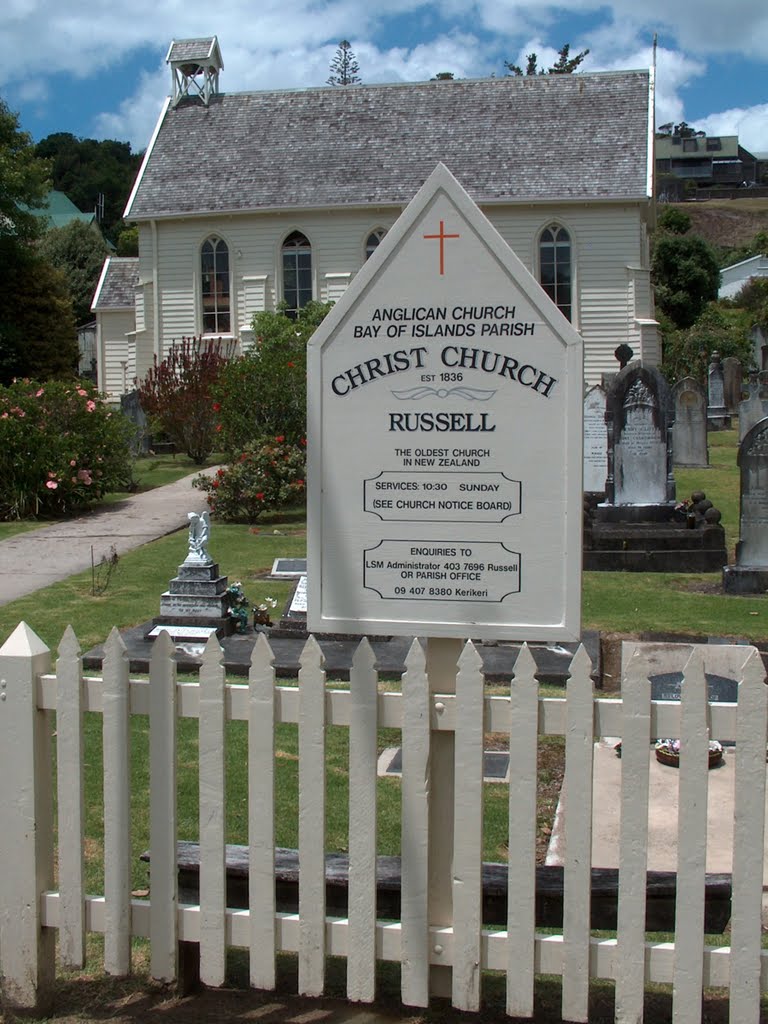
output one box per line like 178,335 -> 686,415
91,257 -> 139,311
126,70 -> 652,221
28,189 -> 95,228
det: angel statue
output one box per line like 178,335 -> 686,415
185,510 -> 211,563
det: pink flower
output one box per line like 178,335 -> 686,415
77,469 -> 93,485
77,388 -> 87,397
70,459 -> 76,467
86,400 -> 96,412
36,388 -> 44,397
46,480 -> 58,490
1,413 -> 7,419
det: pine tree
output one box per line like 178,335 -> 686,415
505,43 -> 589,77
327,40 -> 361,86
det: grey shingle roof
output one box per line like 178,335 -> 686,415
166,38 -> 220,63
127,71 -> 651,220
92,257 -> 139,310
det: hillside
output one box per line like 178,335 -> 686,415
673,197 -> 768,255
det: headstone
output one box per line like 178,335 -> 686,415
621,640 -> 755,699
307,164 -> 584,641
749,324 -> 768,371
738,373 -> 768,441
707,351 -> 731,430
151,511 -> 235,636
672,377 -> 708,467
120,389 -> 150,454
723,419 -> 768,593
583,385 -> 608,493
271,557 -> 308,578
722,356 -> 742,414
602,363 -> 675,507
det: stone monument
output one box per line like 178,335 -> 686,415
723,419 -> 768,594
583,385 -> 607,495
707,351 -> 731,430
722,356 -> 742,416
149,511 -> 235,639
672,377 -> 708,468
584,364 -> 727,571
738,372 -> 768,442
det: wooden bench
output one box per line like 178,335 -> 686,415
142,841 -> 732,934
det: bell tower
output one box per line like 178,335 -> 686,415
166,37 -> 223,108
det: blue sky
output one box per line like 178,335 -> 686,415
4,0 -> 768,155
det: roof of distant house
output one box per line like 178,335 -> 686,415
91,256 -> 139,311
126,70 -> 653,221
29,190 -> 95,228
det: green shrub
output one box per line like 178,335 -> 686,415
661,304 -> 756,384
193,436 -> 306,522
0,379 -> 133,519
213,301 -> 332,452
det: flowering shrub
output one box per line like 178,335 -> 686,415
136,336 -> 236,463
193,436 -> 306,522
0,379 -> 134,519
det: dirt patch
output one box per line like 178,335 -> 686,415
684,198 -> 768,250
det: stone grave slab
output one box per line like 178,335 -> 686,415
583,385 -> 607,493
707,351 -> 730,430
270,558 -> 308,579
723,418 -> 768,593
379,746 -> 510,783
672,377 -> 708,467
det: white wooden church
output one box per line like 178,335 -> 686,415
92,36 -> 659,396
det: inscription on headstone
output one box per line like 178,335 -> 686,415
672,377 -> 708,467
607,368 -> 674,506
583,385 -> 607,493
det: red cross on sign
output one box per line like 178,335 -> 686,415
423,219 -> 460,275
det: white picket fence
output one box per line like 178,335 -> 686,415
0,621 -> 767,1023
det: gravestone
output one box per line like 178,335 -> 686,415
707,351 -> 731,430
672,377 -> 708,468
583,385 -> 608,494
723,419 -> 768,594
120,389 -> 150,454
738,373 -> 768,441
601,363 -> 675,511
151,511 -> 235,637
722,356 -> 742,415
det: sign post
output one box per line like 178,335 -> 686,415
307,164 -> 583,1000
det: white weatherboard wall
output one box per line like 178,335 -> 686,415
308,164 -> 583,641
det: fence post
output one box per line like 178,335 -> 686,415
0,623 -> 55,1013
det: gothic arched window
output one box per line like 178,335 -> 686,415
201,236 -> 230,333
539,224 -> 572,322
282,231 -> 312,316
365,227 -> 387,260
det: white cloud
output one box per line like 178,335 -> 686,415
697,105 -> 768,154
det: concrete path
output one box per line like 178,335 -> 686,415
0,469 -> 216,607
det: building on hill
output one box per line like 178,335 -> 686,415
656,133 -> 759,198
29,189 -> 97,230
91,256 -> 139,395
719,254 -> 768,300
95,36 -> 660,396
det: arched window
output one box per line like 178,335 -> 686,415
539,224 -> 572,322
282,231 -> 312,316
201,236 -> 230,333
365,227 -> 387,260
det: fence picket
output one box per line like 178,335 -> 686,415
452,640 -> 484,1011
56,626 -> 86,969
506,643 -> 538,1018
615,649 -> 652,1024
102,628 -> 131,976
248,633 -> 276,990
199,634 -> 226,986
562,645 -> 595,1023
298,636 -> 327,996
149,630 -> 178,982
672,649 -> 709,1023
729,649 -> 768,1023
401,638 -> 430,1008
347,638 -> 378,1003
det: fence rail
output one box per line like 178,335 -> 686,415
1,621 -> 766,1023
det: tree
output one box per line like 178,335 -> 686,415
656,121 -> 703,139
661,305 -> 755,384
657,207 -> 691,235
38,220 -> 110,325
327,40 -> 361,86
431,72 -> 455,81
0,97 -> 50,243
652,233 -> 721,329
34,132 -> 143,238
505,43 -> 589,77
116,224 -> 139,257
0,238 -> 78,383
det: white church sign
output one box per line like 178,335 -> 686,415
308,164 -> 583,641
